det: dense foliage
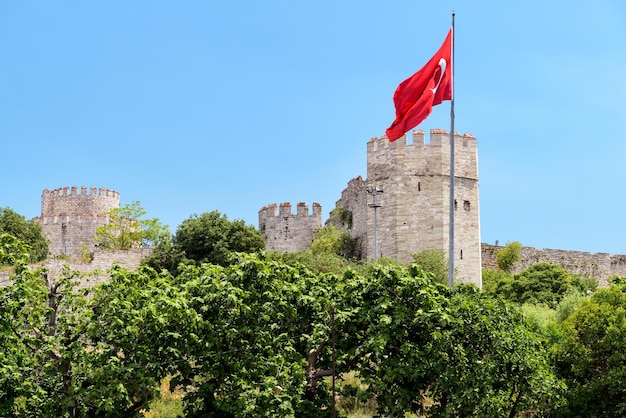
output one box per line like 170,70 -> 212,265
484,262 -> 596,308
0,234 -> 190,417
0,233 -> 566,417
310,225 -> 357,259
411,249 -> 449,284
144,211 -> 265,274
0,207 -> 48,262
94,201 -> 169,250
495,240 -> 523,272
550,283 -> 626,417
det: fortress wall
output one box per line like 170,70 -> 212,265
481,244 -> 621,287
259,202 -> 322,252
328,176 -> 368,258
0,248 -> 151,288
611,255 -> 626,278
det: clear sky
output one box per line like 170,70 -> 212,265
1,1 -> 625,255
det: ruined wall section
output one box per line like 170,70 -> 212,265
481,244 -> 626,287
44,248 -> 151,287
34,186 -> 120,259
327,176 -> 368,258
366,129 -> 481,286
259,202 -> 322,252
0,248 -> 152,288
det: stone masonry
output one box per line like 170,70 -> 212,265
259,202 -> 322,252
34,186 -> 120,259
482,244 -> 626,288
333,129 -> 482,286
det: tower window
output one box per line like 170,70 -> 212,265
464,200 -> 470,211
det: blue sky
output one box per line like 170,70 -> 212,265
1,1 -> 625,255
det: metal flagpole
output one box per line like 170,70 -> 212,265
448,12 -> 456,287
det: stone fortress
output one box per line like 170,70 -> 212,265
260,129 -> 626,287
2,129 -> 624,288
0,186 -> 149,288
260,129 -> 481,285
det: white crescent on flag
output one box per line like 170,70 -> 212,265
429,58 -> 447,94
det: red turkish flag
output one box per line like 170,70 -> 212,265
385,28 -> 453,142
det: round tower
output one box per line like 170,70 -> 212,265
35,186 -> 120,259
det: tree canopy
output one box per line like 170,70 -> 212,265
551,283 -> 626,417
0,207 -> 48,262
94,201 -> 169,250
495,240 -> 523,272
1,235 -> 564,417
484,262 -> 596,308
144,210 -> 265,274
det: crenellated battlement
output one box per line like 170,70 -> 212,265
368,129 -> 477,153
259,202 -> 322,218
258,202 -> 322,252
41,186 -> 120,218
43,186 -> 119,199
368,128 -> 476,148
367,129 -> 478,180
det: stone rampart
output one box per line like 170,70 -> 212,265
481,244 -> 626,287
259,202 -> 322,252
0,248 -> 151,288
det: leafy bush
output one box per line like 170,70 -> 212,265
0,207 -> 48,262
551,283 -> 626,416
411,250 -> 449,284
495,241 -> 522,272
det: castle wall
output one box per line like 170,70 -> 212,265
327,176 -> 368,258
34,186 -> 120,259
0,248 -> 151,288
481,244 -> 626,288
259,202 -> 322,252
365,129 -> 481,286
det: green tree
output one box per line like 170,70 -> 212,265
0,207 -> 48,262
94,201 -> 169,250
0,234 -> 194,417
1,236 -> 564,417
173,254 -> 337,417
310,224 -> 356,258
482,267 -> 513,294
485,262 -> 596,308
170,255 -> 562,417
340,263 -> 563,417
411,249 -> 449,284
495,240 -> 523,272
172,211 -> 264,268
551,284 -> 626,417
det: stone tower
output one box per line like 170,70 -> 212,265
258,202 -> 322,252
34,186 -> 120,259
334,129 -> 481,286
